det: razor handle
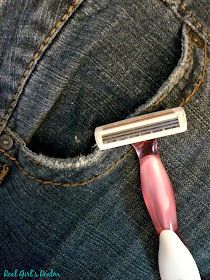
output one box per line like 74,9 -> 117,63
133,139 -> 201,280
132,139 -> 178,234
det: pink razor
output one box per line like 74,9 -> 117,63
132,139 -> 178,235
95,107 -> 201,280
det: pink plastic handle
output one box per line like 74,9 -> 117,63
132,140 -> 178,234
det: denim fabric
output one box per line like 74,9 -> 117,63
0,0 -> 210,279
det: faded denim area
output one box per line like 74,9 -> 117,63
0,0 -> 210,279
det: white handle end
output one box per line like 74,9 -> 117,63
159,230 -> 201,280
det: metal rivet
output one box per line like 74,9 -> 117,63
0,134 -> 14,150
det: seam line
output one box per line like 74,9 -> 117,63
0,26 -> 208,187
0,1 -> 208,187
179,2 -> 210,38
149,25 -> 193,111
0,148 -> 133,187
179,40 -> 208,106
0,32 -> 207,188
150,27 -> 208,111
0,0 -> 84,135
159,0 -> 210,40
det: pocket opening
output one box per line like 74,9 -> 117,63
12,23 -> 200,178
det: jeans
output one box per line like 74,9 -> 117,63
0,0 -> 209,279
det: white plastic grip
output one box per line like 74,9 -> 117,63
158,230 -> 201,280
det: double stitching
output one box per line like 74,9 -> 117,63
0,29 -> 208,187
0,26 -> 208,187
0,148 -> 133,187
159,0 -> 210,40
150,28 -> 208,111
149,25 -> 193,111
0,0 -> 85,135
178,2 -> 210,38
179,40 -> 208,106
0,1 -> 208,187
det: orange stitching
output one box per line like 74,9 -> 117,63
179,40 -> 208,106
148,26 -> 193,111
1,30 -> 207,186
179,3 -> 210,37
0,0 -> 82,132
0,0 -> 208,187
159,0 -> 210,38
147,26 -> 208,110
0,148 -> 133,187
0,164 -> 10,183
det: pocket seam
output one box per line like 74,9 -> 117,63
178,2 -> 210,38
0,147 -> 133,187
149,24 -> 193,111
179,39 -> 208,106
1,25 -> 208,187
0,0 -> 84,135
1,8 -> 208,186
1,29 -> 208,187
1,30 -> 208,187
150,29 -> 208,111
159,0 -> 210,40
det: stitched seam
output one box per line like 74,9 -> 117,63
8,24 -> 197,172
179,40 -> 208,106
179,2 -> 210,38
4,127 -> 107,170
149,27 -> 208,111
0,0 -> 84,134
0,2 -> 208,187
159,0 -> 210,39
1,31 -> 207,186
1,27 -> 208,186
0,148 -> 133,187
148,26 -> 193,111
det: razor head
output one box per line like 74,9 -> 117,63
95,107 -> 187,150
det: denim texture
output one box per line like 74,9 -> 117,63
0,0 -> 210,279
